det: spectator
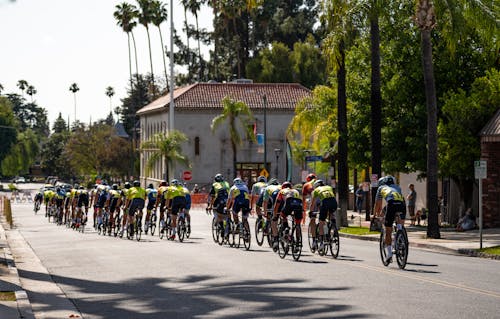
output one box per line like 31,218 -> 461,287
407,184 -> 417,225
355,184 -> 364,213
191,184 -> 200,194
456,208 -> 476,231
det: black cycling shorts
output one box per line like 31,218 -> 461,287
170,196 -> 187,215
384,200 -> 406,227
281,197 -> 303,221
232,199 -> 251,216
128,198 -> 145,216
319,197 -> 338,221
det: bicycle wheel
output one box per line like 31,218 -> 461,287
278,233 -> 289,259
307,222 -> 316,253
379,229 -> 391,266
217,223 -> 225,246
266,223 -> 273,248
255,218 -> 264,246
395,229 -> 408,269
232,223 -> 240,248
114,216 -> 121,237
178,220 -> 186,242
159,219 -> 166,239
150,214 -> 157,236
135,219 -> 142,241
243,220 -> 251,251
291,225 -> 302,261
329,225 -> 340,259
211,218 -> 218,243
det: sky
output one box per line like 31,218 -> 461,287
0,0 -> 212,127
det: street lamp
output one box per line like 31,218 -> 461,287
274,148 -> 282,178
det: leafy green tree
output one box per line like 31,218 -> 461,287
439,69 -> 500,218
141,130 -> 190,181
211,97 -> 256,178
40,132 -> 71,178
26,85 -> 37,102
0,96 -> 18,166
1,129 -> 39,176
290,36 -> 327,88
53,113 -> 68,134
248,42 -> 293,83
5,93 -> 49,137
0,83 -> 4,95
118,74 -> 152,136
17,80 -> 28,97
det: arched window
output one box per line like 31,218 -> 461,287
195,136 -> 200,156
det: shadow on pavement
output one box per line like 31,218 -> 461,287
18,269 -> 373,319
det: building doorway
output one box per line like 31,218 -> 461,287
235,163 -> 268,187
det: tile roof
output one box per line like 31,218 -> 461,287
137,82 -> 311,115
480,108 -> 500,136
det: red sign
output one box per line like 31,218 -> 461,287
182,171 -> 192,181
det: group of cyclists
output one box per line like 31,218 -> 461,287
34,178 -> 193,241
32,171 -> 408,266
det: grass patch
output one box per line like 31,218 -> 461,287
478,246 -> 500,255
0,291 -> 16,301
339,226 -> 379,235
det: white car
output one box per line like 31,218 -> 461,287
14,177 -> 26,183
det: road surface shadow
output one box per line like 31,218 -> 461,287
19,269 -> 371,319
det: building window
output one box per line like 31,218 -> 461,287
195,137 -> 200,156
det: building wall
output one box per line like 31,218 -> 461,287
481,140 -> 500,228
139,109 -> 301,188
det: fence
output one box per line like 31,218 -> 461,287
0,196 -> 13,228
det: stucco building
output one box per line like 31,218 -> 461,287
136,81 -> 311,189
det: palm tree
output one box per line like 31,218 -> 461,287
17,80 -> 28,97
136,0 -> 156,95
114,2 -> 140,89
105,86 -> 115,115
211,96 -> 255,178
141,130 -> 190,181
321,0 -> 358,227
0,83 -> 4,95
151,0 -> 170,91
69,83 -> 80,124
414,0 -> 498,239
26,85 -> 37,102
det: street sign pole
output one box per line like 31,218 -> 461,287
475,160 -> 487,249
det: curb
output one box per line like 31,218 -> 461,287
0,219 -> 35,319
339,232 -> 500,260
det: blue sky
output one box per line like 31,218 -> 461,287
0,0 -> 212,127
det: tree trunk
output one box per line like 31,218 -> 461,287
195,15 -> 202,81
127,32 -> 133,92
232,141 -> 237,179
146,28 -> 155,96
421,29 -> 440,239
131,32 -> 139,81
337,40 -> 348,227
370,12 -> 382,211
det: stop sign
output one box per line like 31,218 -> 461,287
182,171 -> 192,181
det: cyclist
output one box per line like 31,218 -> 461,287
251,175 -> 267,219
145,183 -> 157,234
227,178 -> 251,233
182,183 -> 192,233
74,186 -> 89,228
272,181 -> 303,249
93,183 -> 109,229
34,189 -> 43,212
208,173 -> 230,236
119,182 -> 132,235
107,184 -> 122,234
302,173 -> 317,225
126,180 -> 146,237
165,179 -> 187,240
373,175 -> 406,264
53,187 -> 66,223
63,189 -> 72,225
43,187 -> 55,216
309,179 -> 338,251
155,181 -> 169,233
261,178 -> 281,235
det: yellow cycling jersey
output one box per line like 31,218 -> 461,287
44,190 -> 55,200
128,187 -> 146,200
312,185 -> 335,200
109,189 -> 121,198
165,185 -> 186,200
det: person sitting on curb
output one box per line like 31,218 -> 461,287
456,208 -> 476,232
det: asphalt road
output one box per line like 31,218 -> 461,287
6,199 -> 500,319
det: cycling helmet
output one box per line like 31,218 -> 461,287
306,173 -> 317,182
268,178 -> 279,185
112,184 -> 118,190
257,175 -> 267,183
133,180 -> 140,187
233,177 -> 244,185
378,175 -> 395,187
74,183 -> 79,189
171,179 -> 180,186
313,179 -> 325,189
56,187 -> 61,192
214,173 -> 223,182
281,181 -> 292,189
148,183 -> 154,189
160,180 -> 167,186
124,182 -> 131,189
79,186 -> 84,190
102,181 -> 108,186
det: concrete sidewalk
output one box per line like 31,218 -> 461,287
342,210 -> 500,259
0,217 -> 34,319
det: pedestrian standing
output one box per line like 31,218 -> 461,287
355,184 -> 364,213
407,184 -> 417,225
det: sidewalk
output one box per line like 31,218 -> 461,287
342,210 -> 500,259
0,216 -> 34,319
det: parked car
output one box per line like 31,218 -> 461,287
14,177 -> 26,183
